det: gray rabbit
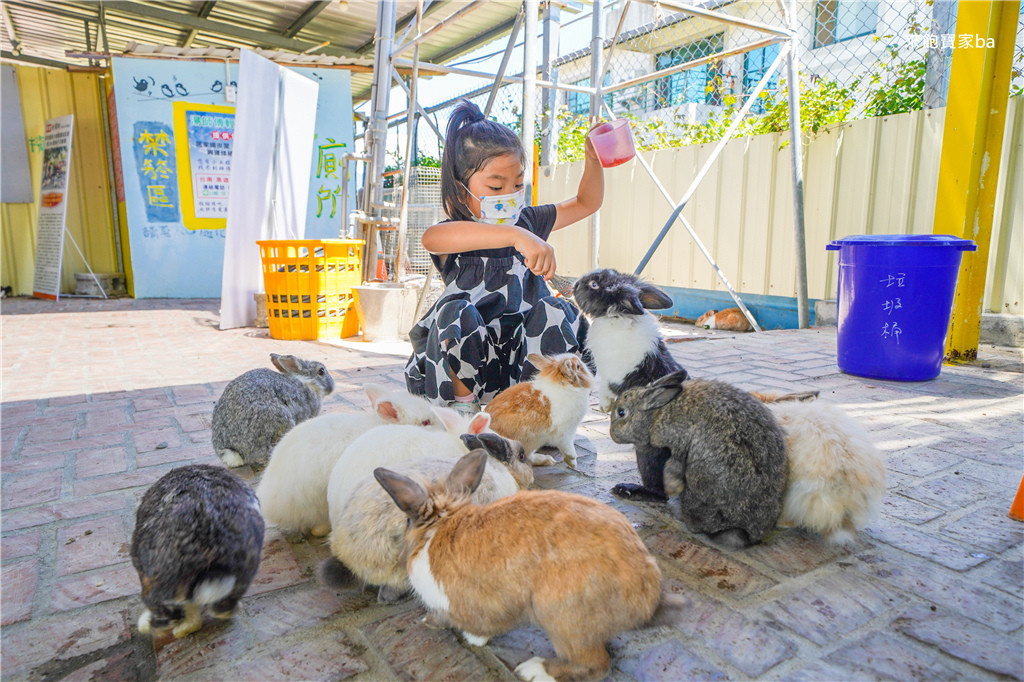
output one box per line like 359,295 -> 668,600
212,353 -> 334,468
609,370 -> 788,549
130,465 -> 265,638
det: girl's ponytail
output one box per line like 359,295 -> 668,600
440,100 -> 525,221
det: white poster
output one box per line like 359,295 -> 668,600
32,114 -> 74,300
220,49 -> 318,329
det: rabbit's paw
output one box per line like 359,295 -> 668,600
462,631 -> 489,647
515,657 -> 556,682
171,605 -> 203,639
611,483 -> 667,502
218,449 -> 245,468
529,452 -> 558,467
310,523 -> 331,538
137,609 -> 153,635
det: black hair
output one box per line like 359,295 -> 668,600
440,99 -> 525,221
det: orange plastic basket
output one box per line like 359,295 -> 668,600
257,239 -> 363,341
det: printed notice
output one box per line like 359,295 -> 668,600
32,114 -> 74,300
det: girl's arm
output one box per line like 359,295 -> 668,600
551,131 -> 605,232
421,221 -> 556,280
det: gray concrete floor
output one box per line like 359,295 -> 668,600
1,296 -> 1021,681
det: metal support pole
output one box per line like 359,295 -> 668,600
340,153 -> 371,238
396,0 -> 422,282
523,0 -> 538,203
485,6 -> 524,118
588,0 -> 603,270
540,1 -> 560,167
786,0 -> 809,329
364,0 -> 397,282
389,66 -> 445,142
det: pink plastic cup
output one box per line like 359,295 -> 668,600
588,119 -> 636,168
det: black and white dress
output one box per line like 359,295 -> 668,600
405,204 -> 588,404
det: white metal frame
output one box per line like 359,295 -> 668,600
362,0 -> 810,328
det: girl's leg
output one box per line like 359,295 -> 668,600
519,296 -> 589,379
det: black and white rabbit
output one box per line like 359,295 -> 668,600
212,353 -> 335,468
131,465 -> 265,638
572,268 -> 683,412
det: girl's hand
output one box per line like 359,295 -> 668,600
513,230 -> 556,281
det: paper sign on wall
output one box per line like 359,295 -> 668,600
32,114 -> 74,300
173,102 -> 235,229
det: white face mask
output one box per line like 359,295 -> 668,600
461,182 -> 527,225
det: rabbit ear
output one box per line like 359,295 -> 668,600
445,450 -> 488,495
526,353 -> 546,367
376,400 -> 400,422
650,369 -> 689,388
638,386 -> 680,411
432,406 -> 466,433
475,432 -> 511,462
637,283 -> 673,310
621,292 -> 645,316
460,433 -> 483,451
374,467 -> 430,520
466,411 -> 491,435
270,354 -> 301,374
364,383 -> 387,406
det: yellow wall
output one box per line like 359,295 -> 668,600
1,65 -> 118,296
541,96 -> 1023,314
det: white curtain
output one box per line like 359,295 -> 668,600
220,49 -> 319,330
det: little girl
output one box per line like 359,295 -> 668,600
405,99 -> 605,412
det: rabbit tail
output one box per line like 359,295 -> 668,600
645,591 -> 688,628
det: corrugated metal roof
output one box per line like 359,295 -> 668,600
0,0 -> 526,101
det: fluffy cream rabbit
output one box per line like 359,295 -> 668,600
485,353 -> 594,468
256,384 -> 441,537
759,393 -> 886,545
374,451 -> 683,681
322,433 -> 532,603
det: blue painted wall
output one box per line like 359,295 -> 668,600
655,286 -> 817,330
110,57 -> 354,298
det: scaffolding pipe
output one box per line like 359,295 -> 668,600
485,6 -> 524,118
523,0 -> 538,202
786,0 -> 810,328
632,0 -> 793,37
630,42 -> 791,332
390,66 -> 445,143
390,0 -> 489,59
603,35 -> 786,95
588,0 -> 603,270
364,0 -> 397,282
396,0 -> 423,282
540,1 -> 560,166
598,0 -> 631,88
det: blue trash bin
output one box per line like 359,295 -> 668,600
826,234 -> 977,381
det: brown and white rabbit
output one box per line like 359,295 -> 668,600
322,433 -> 532,603
256,384 -> 443,537
756,392 -> 886,545
694,307 -> 753,332
375,450 -> 682,681
485,353 -> 595,469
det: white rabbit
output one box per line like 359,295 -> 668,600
486,353 -> 594,468
322,433 -> 532,603
326,409 -> 492,534
758,393 -> 886,545
256,384 -> 442,537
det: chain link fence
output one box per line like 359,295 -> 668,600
391,0 -> 1024,167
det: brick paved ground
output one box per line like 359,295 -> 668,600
2,296 -> 1021,681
